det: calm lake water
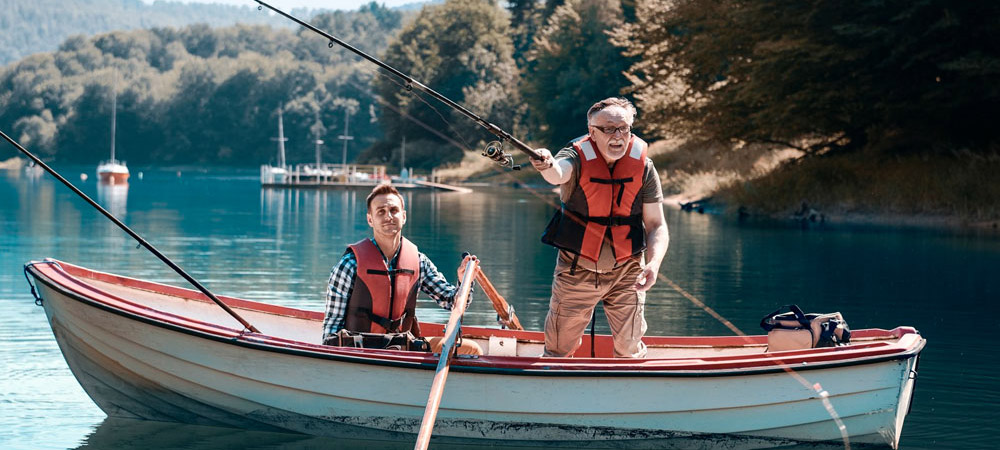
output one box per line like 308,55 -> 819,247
1,165 -> 998,449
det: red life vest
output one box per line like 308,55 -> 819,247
344,238 -> 421,334
541,135 -> 648,263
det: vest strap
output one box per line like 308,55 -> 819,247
589,176 -> 634,205
366,268 -> 416,276
589,176 -> 634,184
564,208 -> 642,227
366,310 -> 408,333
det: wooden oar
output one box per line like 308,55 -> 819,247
474,267 -> 523,331
414,256 -> 479,450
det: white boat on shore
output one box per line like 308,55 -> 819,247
25,259 -> 924,449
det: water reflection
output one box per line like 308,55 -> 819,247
75,418 -> 405,450
74,418 -> 855,450
23,161 -> 46,180
3,168 -> 1000,449
96,182 -> 128,218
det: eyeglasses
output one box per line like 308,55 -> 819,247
590,124 -> 631,135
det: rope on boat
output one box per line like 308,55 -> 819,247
23,261 -> 62,306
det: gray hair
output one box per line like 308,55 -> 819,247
586,97 -> 637,123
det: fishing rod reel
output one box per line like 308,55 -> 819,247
482,141 -> 523,170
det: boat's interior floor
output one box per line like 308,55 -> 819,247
83,275 -> 900,359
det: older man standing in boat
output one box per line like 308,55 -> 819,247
530,97 -> 669,358
322,183 -> 481,355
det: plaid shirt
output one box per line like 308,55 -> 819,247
322,238 -> 468,338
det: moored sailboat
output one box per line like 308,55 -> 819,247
260,107 -> 289,184
96,87 -> 129,185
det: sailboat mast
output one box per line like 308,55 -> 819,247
315,134 -> 323,168
277,109 -> 286,168
338,109 -> 353,166
314,109 -> 323,169
110,86 -> 117,163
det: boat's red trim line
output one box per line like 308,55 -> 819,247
54,259 -> 322,320
29,260 -> 925,375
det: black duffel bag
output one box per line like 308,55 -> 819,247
760,304 -> 851,352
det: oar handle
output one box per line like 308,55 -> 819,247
414,257 -> 479,450
459,252 -> 522,331
474,268 -> 523,331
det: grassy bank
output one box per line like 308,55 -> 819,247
434,140 -> 1000,231
714,151 -> 1000,229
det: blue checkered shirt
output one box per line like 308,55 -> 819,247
322,238 -> 468,338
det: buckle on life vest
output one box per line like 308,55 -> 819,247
590,176 -> 634,205
368,310 -> 407,333
585,214 -> 642,227
366,268 -> 416,276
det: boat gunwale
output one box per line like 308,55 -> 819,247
27,259 -> 926,377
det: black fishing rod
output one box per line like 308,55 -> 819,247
252,0 -> 540,167
0,129 -> 261,334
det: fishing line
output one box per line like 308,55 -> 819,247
657,271 -> 850,448
368,68 -> 481,154
385,96 -> 855,450
255,3 -> 851,444
341,76 -> 553,206
253,0 -> 540,162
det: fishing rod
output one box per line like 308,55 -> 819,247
0,129 -> 261,334
252,0 -> 540,169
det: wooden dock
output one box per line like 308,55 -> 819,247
260,163 -> 470,192
411,179 -> 473,193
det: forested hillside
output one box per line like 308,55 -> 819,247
2,0 -> 997,196
0,0 -> 297,66
0,3 -> 405,166
619,0 -> 1000,159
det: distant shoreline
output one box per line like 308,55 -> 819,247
663,192 -> 1000,235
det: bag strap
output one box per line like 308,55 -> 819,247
759,304 -> 809,331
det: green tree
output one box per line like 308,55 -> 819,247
506,0 -> 545,70
523,0 -> 635,146
1,7 -> 404,165
369,0 -> 521,169
0,0 -> 291,66
618,0 -> 1000,156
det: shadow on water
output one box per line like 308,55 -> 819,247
75,418 -> 870,450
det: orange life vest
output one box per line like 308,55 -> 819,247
344,238 -> 421,334
541,135 -> 648,263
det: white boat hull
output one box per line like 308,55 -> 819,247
260,165 -> 287,184
97,162 -> 129,185
28,261 -> 923,448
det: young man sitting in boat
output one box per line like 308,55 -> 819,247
321,183 -> 482,355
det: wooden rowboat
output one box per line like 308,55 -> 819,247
25,259 -> 924,449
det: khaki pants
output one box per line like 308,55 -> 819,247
543,256 -> 648,358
